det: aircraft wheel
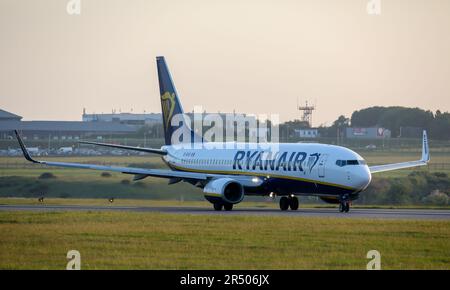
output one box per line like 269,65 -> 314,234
213,203 -> 223,211
344,202 -> 350,213
339,202 -> 350,213
289,196 -> 299,210
224,203 -> 233,211
279,196 -> 289,211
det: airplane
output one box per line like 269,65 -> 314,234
14,56 -> 430,212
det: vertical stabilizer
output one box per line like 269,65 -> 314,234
156,56 -> 187,145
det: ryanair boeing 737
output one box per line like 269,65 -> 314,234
14,56 -> 430,212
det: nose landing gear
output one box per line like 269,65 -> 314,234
338,194 -> 351,213
339,202 -> 350,213
279,196 -> 299,211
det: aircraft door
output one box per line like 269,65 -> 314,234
318,154 -> 328,178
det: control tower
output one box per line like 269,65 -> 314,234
298,100 -> 316,128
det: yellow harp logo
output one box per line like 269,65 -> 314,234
161,92 -> 176,130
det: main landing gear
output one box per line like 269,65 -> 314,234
279,196 -> 299,211
339,202 -> 350,213
213,202 -> 233,211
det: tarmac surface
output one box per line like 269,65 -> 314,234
0,204 -> 449,220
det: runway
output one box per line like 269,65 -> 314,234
0,204 -> 449,220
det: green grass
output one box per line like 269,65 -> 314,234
0,211 -> 448,269
0,175 -> 203,200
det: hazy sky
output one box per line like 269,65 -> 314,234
1,0 -> 449,126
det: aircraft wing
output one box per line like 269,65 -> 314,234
14,130 -> 264,187
79,141 -> 167,155
15,131 -> 204,180
369,131 -> 430,173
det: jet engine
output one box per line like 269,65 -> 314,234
203,178 -> 244,204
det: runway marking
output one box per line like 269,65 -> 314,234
0,204 -> 449,220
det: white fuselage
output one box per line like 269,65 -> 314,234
162,142 -> 372,196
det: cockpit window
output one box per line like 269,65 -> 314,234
336,159 -> 366,167
336,160 -> 346,167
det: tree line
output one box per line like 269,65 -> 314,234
350,107 -> 449,140
314,106 -> 449,140
134,106 -> 449,140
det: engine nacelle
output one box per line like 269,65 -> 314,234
203,178 -> 244,204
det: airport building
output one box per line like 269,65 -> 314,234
0,109 -> 22,122
0,108 -> 266,141
0,108 -> 137,140
345,127 -> 391,139
82,109 -> 162,126
294,128 -> 319,138
81,110 -> 261,136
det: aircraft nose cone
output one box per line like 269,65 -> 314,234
354,167 -> 372,190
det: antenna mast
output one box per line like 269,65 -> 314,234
298,100 -> 316,128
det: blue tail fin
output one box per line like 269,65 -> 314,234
157,56 -> 187,145
156,56 -> 203,145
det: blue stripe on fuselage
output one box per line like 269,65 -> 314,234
243,177 -> 355,196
